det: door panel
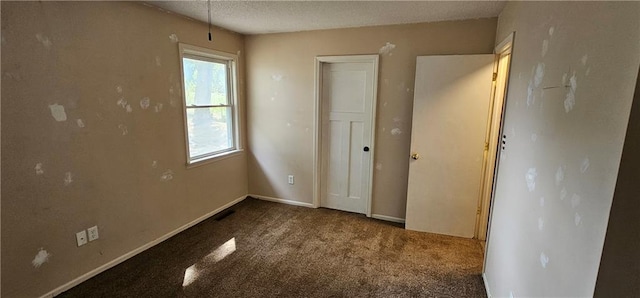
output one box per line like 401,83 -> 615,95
405,55 -> 494,238
321,62 -> 374,214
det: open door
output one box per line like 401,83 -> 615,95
405,54 -> 494,238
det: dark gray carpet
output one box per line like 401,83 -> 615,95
59,197 -> 487,297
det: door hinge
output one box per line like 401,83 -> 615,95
484,142 -> 489,150
492,72 -> 498,81
477,207 -> 481,215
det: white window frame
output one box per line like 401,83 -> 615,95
178,43 -> 242,166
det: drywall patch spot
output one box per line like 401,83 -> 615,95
538,217 -> 544,231
32,248 -> 51,268
169,33 -> 179,43
571,194 -> 581,208
391,128 -> 402,135
116,85 -> 123,94
49,104 -> 68,122
555,166 -> 565,186
560,187 -> 568,201
562,73 -> 568,86
383,101 -> 388,107
540,252 -> 549,268
160,170 -> 174,181
118,124 -> 128,136
585,67 -> 591,76
534,63 -> 545,87
152,160 -> 158,169
126,104 -> 133,113
581,54 -> 588,66
271,74 -> 283,81
64,172 -> 73,186
574,212 -> 582,226
378,42 -> 396,55
35,33 -> 52,49
580,157 -> 590,173
531,133 -> 538,142
35,163 -> 44,175
140,97 -> 151,110
117,98 -> 128,109
525,168 -> 537,192
376,163 -> 382,171
76,119 -> 85,128
154,103 -> 164,113
548,27 -> 555,37
526,81 -> 534,107
539,197 -> 545,207
564,71 -> 578,113
541,40 -> 549,57
155,55 -> 161,66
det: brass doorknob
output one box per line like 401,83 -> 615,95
411,153 -> 420,160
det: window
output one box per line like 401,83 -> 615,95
179,44 -> 240,164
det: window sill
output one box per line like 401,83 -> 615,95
186,149 -> 244,169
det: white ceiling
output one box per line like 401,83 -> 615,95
147,1 -> 506,35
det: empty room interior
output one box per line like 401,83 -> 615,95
2,1 -> 639,297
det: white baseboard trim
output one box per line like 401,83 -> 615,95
40,195 -> 247,298
482,272 -> 492,298
248,194 -> 314,208
371,214 -> 406,224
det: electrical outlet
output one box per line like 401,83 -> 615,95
87,226 -> 99,242
76,230 -> 87,247
288,175 -> 294,185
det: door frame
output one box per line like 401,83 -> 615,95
478,32 -> 515,243
312,55 -> 379,217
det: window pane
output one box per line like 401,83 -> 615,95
186,107 -> 233,159
183,57 -> 228,106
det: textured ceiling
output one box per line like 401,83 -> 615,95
146,1 -> 506,35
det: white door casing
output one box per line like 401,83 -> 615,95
314,56 -> 378,215
405,54 -> 494,238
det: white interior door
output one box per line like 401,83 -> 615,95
405,55 -> 494,238
321,61 -> 375,214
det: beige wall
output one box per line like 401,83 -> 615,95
1,2 -> 247,297
245,19 -> 497,218
594,68 -> 640,297
484,2 -> 640,297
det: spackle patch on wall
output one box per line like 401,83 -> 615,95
540,252 -> 549,268
531,133 -> 538,142
64,172 -> 73,186
271,74 -> 283,81
169,33 -> 179,43
581,54 -> 588,66
580,157 -> 590,173
539,197 -> 545,207
35,163 -> 44,175
32,248 -> 51,268
155,55 -> 162,66
541,40 -> 549,57
378,42 -> 396,55
574,212 -> 582,226
571,194 -> 581,208
5,72 -> 22,80
555,166 -> 565,186
564,72 -> 577,113
116,85 -> 123,94
560,187 -> 568,201
152,160 -> 158,169
548,27 -> 555,37
154,103 -> 164,113
126,104 -> 133,113
391,128 -> 402,135
160,170 -> 174,181
527,81 -> 535,107
118,124 -> 128,136
35,33 -> 52,49
525,168 -> 537,192
140,97 -> 151,110
538,217 -> 544,231
376,163 -> 382,171
534,63 -> 545,87
76,119 -> 85,128
49,104 -> 68,122
117,98 -> 128,109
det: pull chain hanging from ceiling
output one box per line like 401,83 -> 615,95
207,0 -> 212,41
